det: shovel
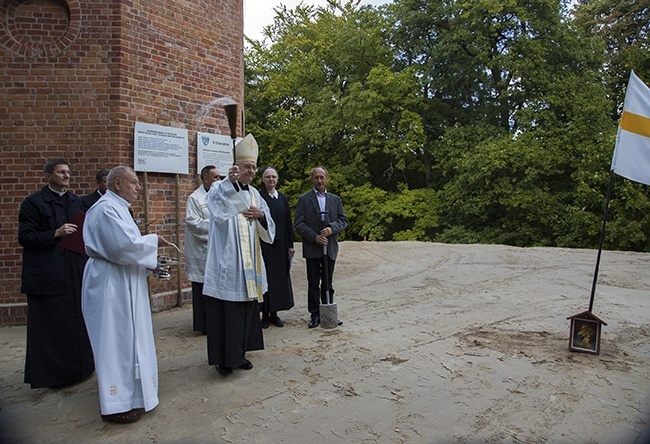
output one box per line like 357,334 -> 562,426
319,212 -> 339,329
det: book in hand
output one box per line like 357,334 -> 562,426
58,211 -> 86,255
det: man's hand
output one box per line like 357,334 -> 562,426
228,165 -> 240,183
157,235 -> 170,247
54,223 -> 78,238
243,206 -> 264,220
320,227 -> 332,237
315,234 -> 329,245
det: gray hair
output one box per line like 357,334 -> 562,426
107,166 -> 134,188
310,166 -> 328,178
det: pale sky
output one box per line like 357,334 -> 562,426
243,0 -> 390,42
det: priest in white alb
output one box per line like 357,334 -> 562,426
82,166 -> 170,424
203,134 -> 275,375
185,164 -> 221,334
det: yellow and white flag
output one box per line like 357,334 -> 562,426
611,71 -> 650,185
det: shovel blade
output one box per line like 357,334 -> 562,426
320,302 -> 338,329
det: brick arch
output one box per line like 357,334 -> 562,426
0,0 -> 81,58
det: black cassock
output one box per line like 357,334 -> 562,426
205,297 -> 264,368
19,189 -> 94,388
259,187 -> 295,313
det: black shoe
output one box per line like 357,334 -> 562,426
261,317 -> 270,329
308,317 -> 320,328
215,364 -> 233,375
270,314 -> 284,327
239,359 -> 253,370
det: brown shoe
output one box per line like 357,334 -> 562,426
101,409 -> 143,423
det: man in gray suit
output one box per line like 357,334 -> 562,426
294,166 -> 348,328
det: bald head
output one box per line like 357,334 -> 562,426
107,166 -> 141,203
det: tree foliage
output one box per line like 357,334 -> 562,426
245,0 -> 650,250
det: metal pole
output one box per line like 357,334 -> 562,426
588,169 -> 615,312
320,211 -> 331,304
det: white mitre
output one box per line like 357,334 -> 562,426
235,134 -> 259,163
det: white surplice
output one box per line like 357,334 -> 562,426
184,185 -> 212,282
81,190 -> 159,415
203,179 -> 275,301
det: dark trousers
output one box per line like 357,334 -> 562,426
306,256 -> 335,316
191,281 -> 207,333
205,297 -> 262,368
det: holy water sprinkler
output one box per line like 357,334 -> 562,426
224,102 -> 238,164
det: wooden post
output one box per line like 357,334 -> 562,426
175,173 -> 182,307
143,171 -> 152,300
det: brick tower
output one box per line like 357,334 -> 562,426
0,0 -> 244,324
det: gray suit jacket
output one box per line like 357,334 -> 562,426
294,190 -> 348,260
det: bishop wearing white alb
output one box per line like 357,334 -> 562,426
82,166 -> 170,424
203,134 -> 275,375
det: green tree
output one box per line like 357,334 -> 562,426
244,0 -> 650,250
572,0 -> 650,251
573,0 -> 650,110
246,1 -> 440,241
246,1 -> 392,179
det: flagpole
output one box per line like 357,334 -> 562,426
588,168 -> 615,312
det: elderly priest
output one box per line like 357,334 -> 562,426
82,166 -> 171,423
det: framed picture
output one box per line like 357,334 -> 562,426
569,317 -> 601,354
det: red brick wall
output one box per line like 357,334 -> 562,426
0,0 -> 244,325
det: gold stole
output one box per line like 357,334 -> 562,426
237,190 -> 264,302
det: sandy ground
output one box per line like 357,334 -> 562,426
2,242 -> 650,444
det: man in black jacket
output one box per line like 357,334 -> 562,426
18,158 -> 94,388
81,168 -> 109,210
294,166 -> 348,328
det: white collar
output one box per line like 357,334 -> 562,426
48,185 -> 67,196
